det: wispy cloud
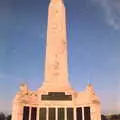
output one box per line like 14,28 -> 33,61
92,0 -> 120,30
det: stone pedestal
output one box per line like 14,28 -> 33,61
12,84 -> 101,120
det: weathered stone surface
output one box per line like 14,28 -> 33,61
12,0 -> 101,120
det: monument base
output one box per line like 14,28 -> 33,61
12,84 -> 101,120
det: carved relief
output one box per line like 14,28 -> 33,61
20,84 -> 28,93
15,85 -> 38,105
58,40 -> 66,54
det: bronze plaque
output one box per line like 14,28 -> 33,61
41,92 -> 72,100
67,108 -> 74,120
76,107 -> 82,120
58,108 -> 65,120
23,106 -> 29,120
49,108 -> 56,120
84,107 -> 91,120
31,107 -> 37,120
39,108 -> 46,120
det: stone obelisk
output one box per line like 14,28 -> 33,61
42,0 -> 71,91
12,0 -> 101,120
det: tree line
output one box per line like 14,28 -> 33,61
0,112 -> 120,120
0,113 -> 11,120
101,114 -> 120,120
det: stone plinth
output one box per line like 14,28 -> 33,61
12,84 -> 101,120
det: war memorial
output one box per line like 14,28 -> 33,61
12,0 -> 101,120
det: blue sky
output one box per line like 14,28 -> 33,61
0,0 -> 120,114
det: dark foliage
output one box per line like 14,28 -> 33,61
0,113 -> 11,120
101,114 -> 108,120
6,114 -> 11,120
0,113 -> 5,120
0,112 -> 120,120
109,114 -> 120,120
101,114 -> 120,120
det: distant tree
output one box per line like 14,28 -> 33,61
101,114 -> 108,120
0,112 -> 5,120
6,114 -> 11,120
110,114 -> 120,120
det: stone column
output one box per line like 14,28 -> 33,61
47,107 -> 48,120
74,107 -> 76,120
16,103 -> 23,120
82,107 -> 84,120
91,103 -> 101,120
12,103 -> 23,120
29,106 -> 31,120
65,107 -> 67,120
37,107 -> 39,120
11,103 -> 17,120
56,107 -> 58,120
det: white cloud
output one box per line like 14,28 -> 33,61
92,0 -> 120,30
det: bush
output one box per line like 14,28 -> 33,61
0,113 -> 11,120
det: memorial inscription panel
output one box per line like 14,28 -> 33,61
76,107 -> 82,120
41,92 -> 72,100
84,107 -> 91,120
67,108 -> 74,120
49,108 -> 56,120
58,108 -> 65,120
39,108 -> 46,120
31,107 -> 37,120
23,106 -> 29,120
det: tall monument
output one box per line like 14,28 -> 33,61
12,0 -> 101,120
43,0 -> 70,91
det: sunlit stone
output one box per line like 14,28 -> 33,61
12,0 -> 101,120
